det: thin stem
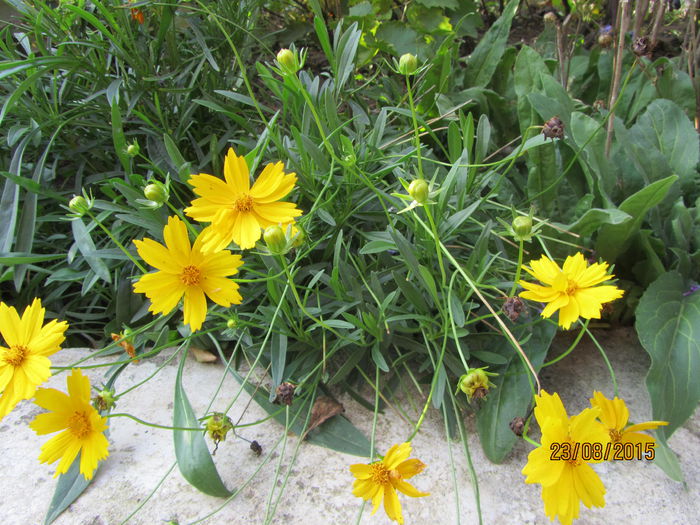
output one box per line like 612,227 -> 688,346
86,210 -> 146,273
405,73 -> 424,178
508,239 -> 524,297
543,319 -> 589,367
107,413 -> 201,432
584,325 -> 619,396
423,205 -> 447,285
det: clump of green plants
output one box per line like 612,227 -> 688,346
0,0 -> 698,523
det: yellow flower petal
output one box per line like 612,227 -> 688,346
383,485 -> 403,523
383,442 -> 411,469
223,147 -> 250,192
233,211 -> 263,249
183,287 -> 208,332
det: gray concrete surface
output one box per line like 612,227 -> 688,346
0,327 -> 697,524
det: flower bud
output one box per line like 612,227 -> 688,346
143,181 -> 168,204
458,367 -> 497,401
93,389 -> 116,412
276,48 -> 299,73
512,216 -> 533,241
398,53 -> 418,75
408,179 -> 429,204
226,318 -> 238,330
598,33 -> 613,48
68,195 -> 90,216
264,225 -> 287,254
126,143 -> 140,157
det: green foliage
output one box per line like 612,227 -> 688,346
2,0 -> 699,519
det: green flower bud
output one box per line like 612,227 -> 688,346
264,225 -> 287,254
512,216 -> 533,241
93,388 -> 116,412
408,179 -> 429,204
126,143 -> 140,157
226,318 -> 237,330
398,53 -> 418,75
276,48 -> 299,73
458,367 -> 497,401
143,182 -> 168,204
68,195 -> 90,216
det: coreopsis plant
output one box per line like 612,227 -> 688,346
30,369 -> 109,480
350,442 -> 430,524
0,298 -> 69,420
519,253 -> 625,329
184,147 -> 303,251
132,215 -> 244,332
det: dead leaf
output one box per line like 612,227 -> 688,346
301,396 -> 344,440
190,347 -> 218,363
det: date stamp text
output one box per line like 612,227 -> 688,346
550,441 -> 655,461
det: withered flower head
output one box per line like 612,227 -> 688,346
250,440 -> 263,456
632,36 -> 651,57
510,416 -> 525,436
274,382 -> 296,406
503,296 -> 526,322
542,117 -> 564,140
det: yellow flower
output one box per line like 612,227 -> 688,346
133,215 -> 243,332
519,252 -> 624,329
30,369 -> 109,480
350,442 -> 429,524
522,391 -> 609,525
0,298 -> 68,420
590,391 -> 668,444
184,147 -> 303,251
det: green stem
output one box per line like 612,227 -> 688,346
543,319 -> 588,367
508,239 -> 524,297
86,210 -> 146,273
584,324 -> 618,396
107,413 -> 201,432
423,205 -> 447,286
405,73 -> 423,178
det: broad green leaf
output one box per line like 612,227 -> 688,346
568,111 -> 615,203
173,352 -> 232,498
628,99 -> 699,192
596,175 -> 678,261
44,453 -> 92,525
231,371 -> 371,457
475,320 -> 557,462
561,208 -> 631,237
514,46 -> 549,134
415,0 -> 458,7
636,272 -> 700,440
464,0 -> 518,87
653,439 -> 684,482
0,253 -> 64,264
526,140 -> 558,215
375,21 -> 420,56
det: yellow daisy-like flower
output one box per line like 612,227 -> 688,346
0,298 -> 68,420
519,252 -> 624,329
30,368 -> 109,480
350,442 -> 430,524
522,391 -> 610,525
590,391 -> 668,445
184,147 -> 303,251
133,215 -> 244,332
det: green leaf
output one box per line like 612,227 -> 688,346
71,220 -> 111,284
464,0 -> 518,87
44,453 -> 92,525
596,175 -> 678,261
652,439 -> 684,482
375,22 -> 420,56
561,208 -> 631,237
270,332 -> 287,389
635,272 -> 700,440
110,101 -> 129,173
627,99 -> 699,192
415,0 -> 458,8
475,320 -> 557,462
173,352 -> 233,498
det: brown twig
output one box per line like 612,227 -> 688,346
606,0 -> 632,157
633,0 -> 650,37
650,0 -> 666,51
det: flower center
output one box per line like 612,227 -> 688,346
609,429 -> 622,442
180,265 -> 201,286
4,345 -> 28,367
565,278 -> 578,296
370,463 -> 391,485
68,411 -> 92,439
234,195 -> 254,212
